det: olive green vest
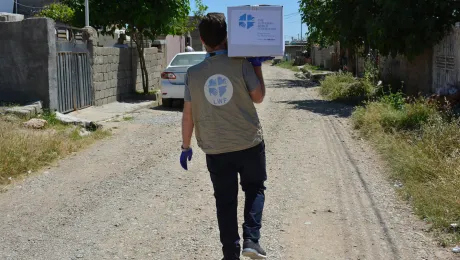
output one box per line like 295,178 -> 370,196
187,54 -> 263,154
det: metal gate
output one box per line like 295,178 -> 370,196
56,26 -> 93,113
432,28 -> 460,93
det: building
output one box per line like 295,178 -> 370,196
284,41 -> 308,61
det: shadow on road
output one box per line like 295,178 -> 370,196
151,101 -> 184,112
278,99 -> 354,118
268,78 -> 318,89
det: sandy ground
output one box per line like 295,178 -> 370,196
0,65 -> 456,260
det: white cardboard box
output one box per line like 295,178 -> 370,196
227,5 -> 284,57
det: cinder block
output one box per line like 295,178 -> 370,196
94,56 -> 103,65
93,82 -> 104,91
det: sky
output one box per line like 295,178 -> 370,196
190,0 -> 308,41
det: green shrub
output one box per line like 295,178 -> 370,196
36,3 -> 75,24
353,98 -> 438,133
319,72 -> 377,102
275,61 -> 300,72
301,64 -> 322,72
379,91 -> 405,110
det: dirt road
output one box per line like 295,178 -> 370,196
0,65 -> 455,260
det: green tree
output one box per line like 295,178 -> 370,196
367,0 -> 459,58
299,0 -> 458,58
35,3 -> 75,24
173,0 -> 208,35
64,0 -> 207,94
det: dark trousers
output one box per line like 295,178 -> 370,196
206,142 -> 267,259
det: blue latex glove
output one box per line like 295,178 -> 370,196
247,57 -> 275,67
180,148 -> 193,170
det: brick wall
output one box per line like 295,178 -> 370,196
92,47 -> 132,106
132,48 -> 164,93
91,47 -> 165,106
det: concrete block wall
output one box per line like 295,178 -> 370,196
0,18 -> 58,110
132,48 -> 163,93
92,46 -> 165,106
92,47 -> 133,106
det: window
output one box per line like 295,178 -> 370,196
170,54 -> 206,66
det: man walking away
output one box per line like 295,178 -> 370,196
113,34 -> 128,48
180,12 -> 272,260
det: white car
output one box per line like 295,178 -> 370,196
161,51 -> 206,106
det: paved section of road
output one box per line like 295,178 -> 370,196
0,65 -> 454,259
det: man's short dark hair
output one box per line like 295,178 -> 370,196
199,13 -> 227,49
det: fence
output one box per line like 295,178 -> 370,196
55,25 -> 93,113
432,27 -> 460,93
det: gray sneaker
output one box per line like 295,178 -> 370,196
242,239 -> 267,259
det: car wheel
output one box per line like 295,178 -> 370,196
162,98 -> 173,107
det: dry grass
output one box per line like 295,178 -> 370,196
302,64 -> 322,72
353,99 -> 460,245
275,60 -> 300,72
0,115 -> 110,185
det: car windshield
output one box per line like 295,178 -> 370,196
170,54 -> 206,67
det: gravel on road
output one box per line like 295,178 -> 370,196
0,65 -> 455,260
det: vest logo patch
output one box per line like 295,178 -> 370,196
204,74 -> 234,106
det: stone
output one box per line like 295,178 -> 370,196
82,26 -> 98,43
79,128 -> 91,137
23,118 -> 47,129
95,73 -> 104,82
94,56 -> 103,65
6,107 -> 33,119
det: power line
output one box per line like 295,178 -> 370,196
284,12 -> 299,17
284,15 -> 298,20
14,0 -> 45,9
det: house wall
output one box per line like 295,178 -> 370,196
165,35 -> 185,65
190,27 -> 203,51
379,49 -> 433,95
91,46 -> 165,106
312,45 -> 336,69
0,18 -> 58,109
285,45 -> 305,61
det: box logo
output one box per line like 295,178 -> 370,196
239,14 -> 256,29
204,74 -> 234,106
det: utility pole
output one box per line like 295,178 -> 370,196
85,0 -> 89,26
300,22 -> 302,41
15,0 -> 18,14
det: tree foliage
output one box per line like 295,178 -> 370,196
63,0 -> 206,94
173,0 -> 208,35
299,0 -> 459,58
35,3 -> 75,24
